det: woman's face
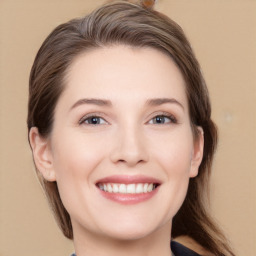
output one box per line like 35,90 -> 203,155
32,45 -> 203,241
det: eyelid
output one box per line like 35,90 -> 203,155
79,112 -> 109,125
146,111 -> 178,124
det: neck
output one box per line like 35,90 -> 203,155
73,222 -> 173,256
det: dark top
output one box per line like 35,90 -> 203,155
71,240 -> 201,256
171,241 -> 201,256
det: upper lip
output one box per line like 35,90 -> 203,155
95,175 -> 161,185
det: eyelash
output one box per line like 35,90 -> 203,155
79,114 -> 108,125
148,113 -> 178,125
79,112 -> 178,126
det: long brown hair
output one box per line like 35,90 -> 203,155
28,1 -> 234,255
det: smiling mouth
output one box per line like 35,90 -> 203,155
95,175 -> 161,204
96,183 -> 159,194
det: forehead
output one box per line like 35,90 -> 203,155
62,45 -> 188,108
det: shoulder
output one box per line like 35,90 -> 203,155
171,240 -> 201,256
172,236 -> 214,256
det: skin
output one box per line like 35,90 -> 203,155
30,45 -> 204,256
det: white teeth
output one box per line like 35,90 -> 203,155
143,183 -> 148,193
107,184 -> 112,193
126,184 -> 136,194
136,183 -> 144,193
148,183 -> 153,192
119,184 -> 126,193
98,183 -> 157,194
112,184 -> 119,193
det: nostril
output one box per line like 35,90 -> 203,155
109,133 -> 149,166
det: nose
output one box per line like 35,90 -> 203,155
110,126 -> 149,167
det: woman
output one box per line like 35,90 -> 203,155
27,0 -> 235,255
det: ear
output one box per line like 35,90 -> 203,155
189,126 -> 204,178
29,127 -> 56,181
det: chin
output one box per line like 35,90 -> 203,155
99,217 -> 169,242
104,227 -> 155,241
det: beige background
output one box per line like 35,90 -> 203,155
0,0 -> 255,255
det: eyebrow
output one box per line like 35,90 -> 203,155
70,98 -> 112,111
146,98 -> 184,110
70,97 -> 184,111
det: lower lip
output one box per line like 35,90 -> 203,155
97,186 -> 159,205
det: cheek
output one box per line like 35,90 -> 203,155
52,132 -> 104,173
49,131 -> 110,228
150,127 -> 193,174
149,129 -> 193,215
50,132 -> 107,200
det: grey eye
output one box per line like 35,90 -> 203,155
83,116 -> 107,125
153,115 -> 170,124
149,115 -> 177,124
